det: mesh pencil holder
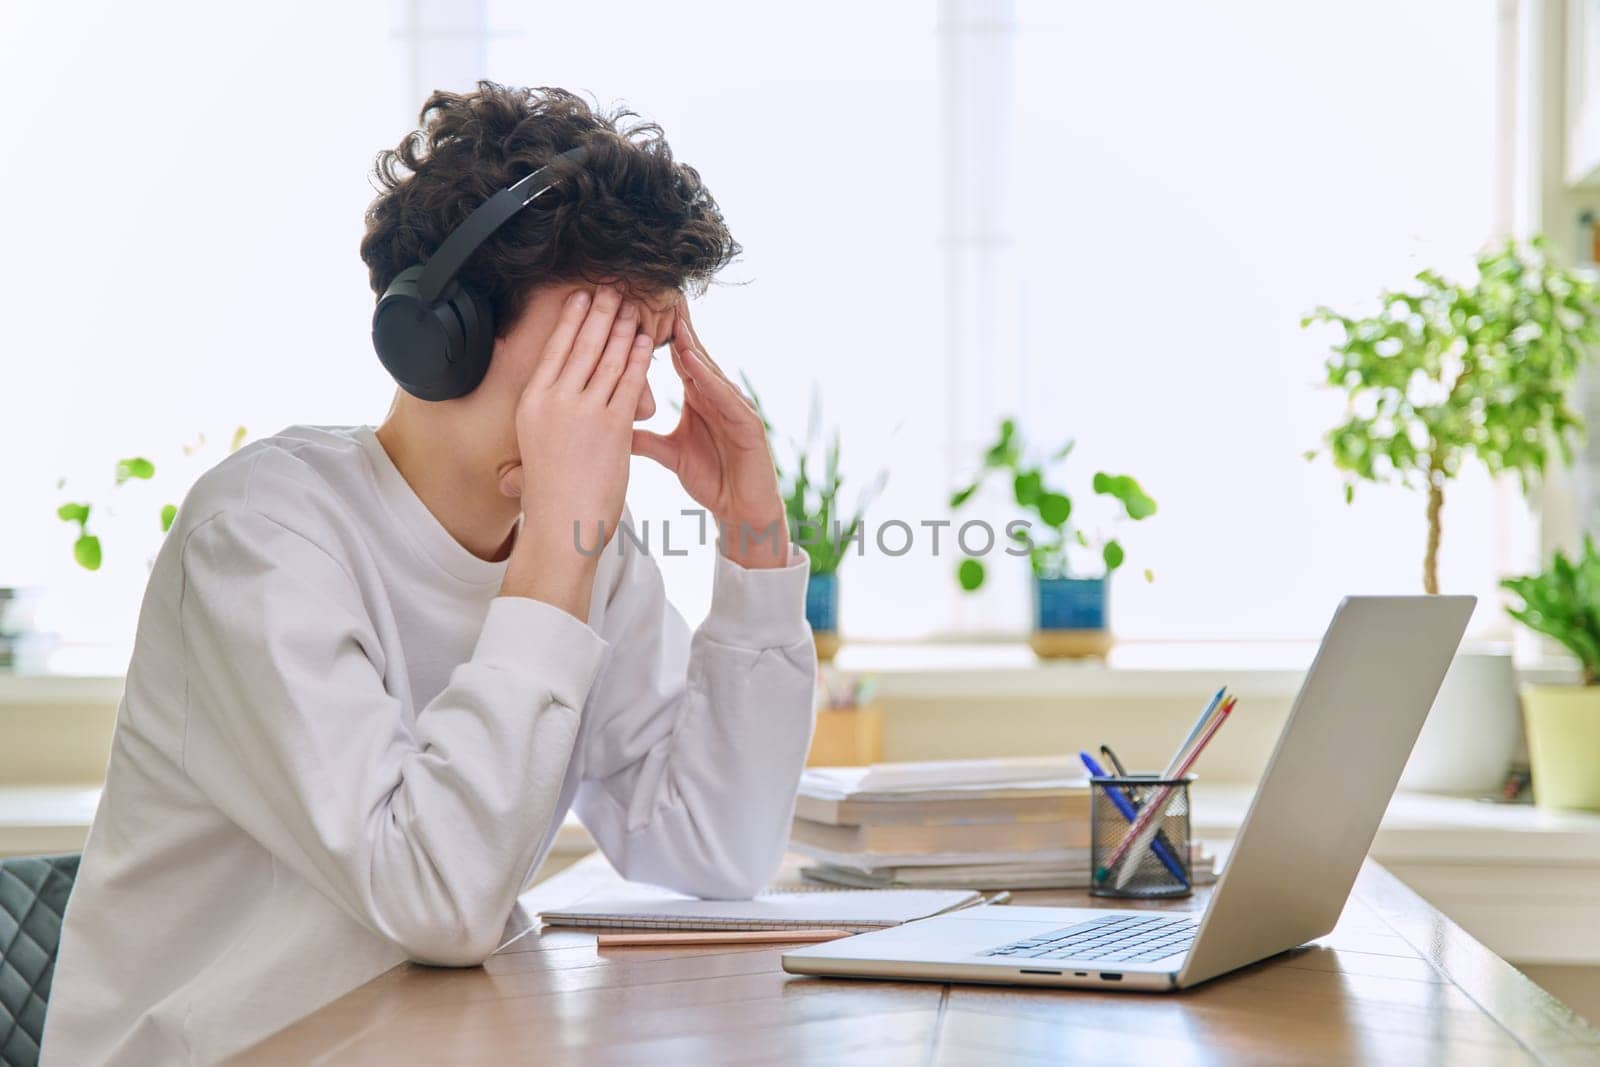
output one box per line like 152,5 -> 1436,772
1089,775 -> 1194,899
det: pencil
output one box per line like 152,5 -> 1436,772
595,928 -> 856,947
1104,696 -> 1236,889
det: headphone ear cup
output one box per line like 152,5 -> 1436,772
372,267 -> 493,401
372,266 -> 444,399
442,284 -> 496,399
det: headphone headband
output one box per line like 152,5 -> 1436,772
415,145 -> 589,303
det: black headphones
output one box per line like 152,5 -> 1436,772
371,146 -> 589,401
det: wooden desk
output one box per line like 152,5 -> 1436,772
234,854 -> 1600,1065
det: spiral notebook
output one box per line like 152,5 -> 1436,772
538,883 -> 983,934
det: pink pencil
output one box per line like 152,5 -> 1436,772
1097,697 -> 1236,888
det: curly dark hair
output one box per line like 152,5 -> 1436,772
360,82 -> 740,334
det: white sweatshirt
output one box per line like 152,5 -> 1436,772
42,425 -> 817,1066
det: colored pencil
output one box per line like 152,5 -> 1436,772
1097,696 -> 1236,888
596,929 -> 855,947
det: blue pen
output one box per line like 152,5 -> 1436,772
1079,751 -> 1189,886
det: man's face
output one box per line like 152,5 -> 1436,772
473,281 -> 677,471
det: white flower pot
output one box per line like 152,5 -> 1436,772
1398,648 -> 1521,795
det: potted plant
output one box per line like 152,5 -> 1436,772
1502,539 -> 1600,810
950,418 -> 1156,659
56,427 -> 248,571
745,380 -> 884,662
1305,237 -> 1600,793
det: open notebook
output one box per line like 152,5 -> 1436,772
539,883 -> 983,934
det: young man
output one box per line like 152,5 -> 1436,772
44,84 -> 817,1065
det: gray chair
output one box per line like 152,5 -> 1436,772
0,855 -> 78,1067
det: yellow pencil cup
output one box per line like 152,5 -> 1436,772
806,704 -> 884,767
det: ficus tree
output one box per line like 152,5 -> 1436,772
1305,238 -> 1600,595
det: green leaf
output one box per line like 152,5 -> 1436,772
949,483 -> 979,509
1503,539 -> 1600,682
57,502 -> 89,524
1092,472 -> 1157,520
983,418 -> 1021,469
160,504 -> 178,532
1037,492 -> 1072,528
115,456 -> 156,484
1102,540 -> 1125,572
957,558 -> 986,592
74,534 -> 102,571
1013,469 -> 1042,507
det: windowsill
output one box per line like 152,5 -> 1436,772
0,640 -> 1585,705
828,640 -> 1584,700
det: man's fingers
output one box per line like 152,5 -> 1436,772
630,428 -> 680,470
559,286 -> 625,389
675,302 -> 738,386
533,288 -> 593,386
669,341 -> 718,421
568,300 -> 637,392
587,310 -> 641,400
609,333 -> 654,411
674,335 -> 756,425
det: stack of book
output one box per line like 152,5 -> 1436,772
791,757 -> 1216,890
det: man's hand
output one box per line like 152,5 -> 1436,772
631,301 -> 790,569
499,285 -> 654,619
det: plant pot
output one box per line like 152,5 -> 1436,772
1523,685 -> 1600,811
1029,576 -> 1111,660
806,573 -> 839,663
1399,648 -> 1521,796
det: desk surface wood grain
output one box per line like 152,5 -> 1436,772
234,854 -> 1600,1066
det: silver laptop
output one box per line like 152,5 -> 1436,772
784,595 -> 1475,992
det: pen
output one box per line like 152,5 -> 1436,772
1079,751 -> 1189,885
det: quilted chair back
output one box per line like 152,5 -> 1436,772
0,855 -> 79,1067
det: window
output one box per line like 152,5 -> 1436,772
1002,0 -> 1513,641
1,0 -> 1521,654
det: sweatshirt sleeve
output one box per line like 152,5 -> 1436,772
177,509 -> 608,966
572,531 -> 817,899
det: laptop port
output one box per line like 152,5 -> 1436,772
1018,969 -> 1061,976
1100,972 -> 1124,982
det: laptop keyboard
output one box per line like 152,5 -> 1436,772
980,913 -> 1198,964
